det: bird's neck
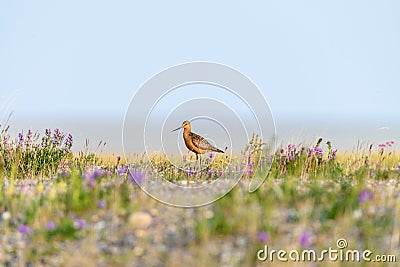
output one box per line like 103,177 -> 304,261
183,128 -> 191,137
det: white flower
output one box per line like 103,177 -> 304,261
2,211 -> 11,220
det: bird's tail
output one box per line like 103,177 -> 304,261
213,147 -> 224,153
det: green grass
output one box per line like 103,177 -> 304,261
0,128 -> 398,266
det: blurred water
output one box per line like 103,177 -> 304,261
5,113 -> 399,153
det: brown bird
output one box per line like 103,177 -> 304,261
172,120 -> 224,161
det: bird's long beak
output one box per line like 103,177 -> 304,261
172,126 -> 182,132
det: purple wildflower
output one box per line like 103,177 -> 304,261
313,146 -> 323,159
117,155 -> 121,163
46,221 -> 56,231
359,188 -> 373,204
209,153 -> 214,159
98,199 -> 106,209
185,169 -> 195,177
60,169 -> 70,177
397,165 -> 400,170
300,231 -> 312,247
128,169 -> 146,185
286,143 -> 297,162
117,166 -> 127,176
94,168 -> 104,178
26,129 -> 33,145
74,218 -> 86,229
51,138 -> 59,145
328,149 -> 337,161
257,231 -> 269,243
247,163 -> 254,174
51,128 -> 63,146
18,224 -> 32,234
117,167 -> 127,175
182,155 -> 186,162
83,168 -> 104,187
63,134 -> 73,152
378,143 -> 386,148
208,170 -> 213,176
288,144 -> 296,154
17,132 -> 24,146
54,128 -> 61,136
306,148 -> 313,157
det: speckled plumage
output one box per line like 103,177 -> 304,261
173,120 -> 224,159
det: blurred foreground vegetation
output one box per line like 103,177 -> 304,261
0,127 -> 398,266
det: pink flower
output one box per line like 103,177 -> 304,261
359,188 -> 373,203
74,218 -> 86,229
257,231 -> 269,243
47,221 -> 56,231
300,231 -> 312,247
18,224 -> 32,234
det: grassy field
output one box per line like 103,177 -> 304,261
0,128 -> 399,266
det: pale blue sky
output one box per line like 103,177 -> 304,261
1,1 -> 399,151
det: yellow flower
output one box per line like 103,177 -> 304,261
49,187 -> 57,200
37,182 -> 44,194
7,184 -> 14,196
57,181 -> 67,194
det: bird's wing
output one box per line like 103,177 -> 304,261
190,132 -> 214,150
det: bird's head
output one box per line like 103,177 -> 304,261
172,120 -> 191,132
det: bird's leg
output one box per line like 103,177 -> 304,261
195,153 -> 200,172
199,154 -> 202,170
